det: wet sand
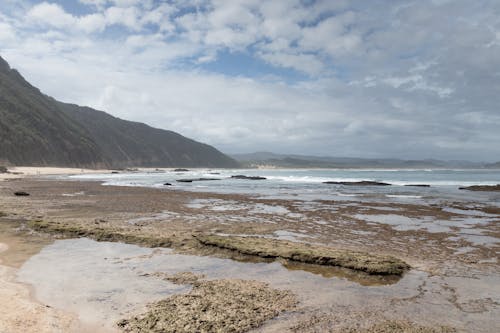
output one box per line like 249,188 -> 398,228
0,220 -> 91,333
0,177 -> 498,332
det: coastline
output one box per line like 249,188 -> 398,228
0,167 -> 112,182
0,174 -> 498,332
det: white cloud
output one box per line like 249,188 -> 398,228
259,52 -> 325,75
2,0 -> 500,160
104,6 -> 140,30
77,13 -> 106,33
0,21 -> 16,41
27,2 -> 75,28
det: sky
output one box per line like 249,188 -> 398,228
0,0 -> 499,161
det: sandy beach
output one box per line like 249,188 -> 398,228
0,167 -> 112,181
0,173 -> 498,332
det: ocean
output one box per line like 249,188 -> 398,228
68,168 -> 500,205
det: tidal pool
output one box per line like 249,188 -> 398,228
16,238 -> 500,332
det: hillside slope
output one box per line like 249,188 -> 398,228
0,56 -> 239,168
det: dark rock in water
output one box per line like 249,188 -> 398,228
111,171 -> 120,174
174,168 -> 190,172
163,183 -> 172,186
323,181 -> 391,186
230,175 -> 267,180
404,184 -> 431,187
459,184 -> 500,192
0,166 -> 8,173
209,172 -> 220,175
14,191 -> 30,196
176,178 -> 221,183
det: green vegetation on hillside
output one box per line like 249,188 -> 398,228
0,56 -> 239,168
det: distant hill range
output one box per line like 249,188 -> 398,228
231,152 -> 500,169
0,56 -> 239,168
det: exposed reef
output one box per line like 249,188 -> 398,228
195,234 -> 410,275
27,220 -> 409,275
176,178 -> 221,183
230,175 -> 267,180
459,184 -> 500,191
117,274 -> 297,333
323,181 -> 391,186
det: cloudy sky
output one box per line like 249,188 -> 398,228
1,0 -> 499,161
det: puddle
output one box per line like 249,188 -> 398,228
249,203 -> 290,215
448,234 -> 499,246
185,198 -> 244,211
186,199 -> 302,217
281,261 -> 401,286
0,220 -> 54,268
17,238 -> 406,330
354,213 -> 498,236
354,214 -> 447,232
442,207 -> 497,217
273,230 -> 312,241
61,191 -> 85,197
17,239 -> 189,330
15,238 -> 500,332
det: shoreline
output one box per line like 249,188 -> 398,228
0,176 -> 498,332
0,167 -> 113,182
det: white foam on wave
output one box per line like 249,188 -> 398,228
386,194 -> 423,199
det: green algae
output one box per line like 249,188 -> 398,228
27,220 -> 174,248
27,221 -> 409,276
195,234 -> 410,275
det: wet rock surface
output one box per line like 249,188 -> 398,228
176,178 -> 221,183
404,184 -> 431,187
291,315 -> 456,333
323,181 -> 391,186
117,274 -> 297,333
0,179 -> 498,332
459,184 -> 500,191
230,175 -> 267,180
196,234 -> 410,275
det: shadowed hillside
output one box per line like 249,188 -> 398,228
0,56 -> 239,168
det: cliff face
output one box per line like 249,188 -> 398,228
0,56 -> 239,168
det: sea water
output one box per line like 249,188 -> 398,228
68,168 -> 500,205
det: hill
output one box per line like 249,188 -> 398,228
231,152 -> 489,169
0,56 -> 239,168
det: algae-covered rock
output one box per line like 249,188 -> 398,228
117,278 -> 297,333
27,220 -> 174,248
342,320 -> 456,333
195,234 -> 410,275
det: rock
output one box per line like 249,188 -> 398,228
459,184 -> 500,192
230,175 -> 267,180
195,234 -> 410,275
111,171 -> 119,174
174,168 -> 189,172
404,184 -> 431,187
323,181 -> 391,186
117,278 -> 297,333
176,178 -> 221,183
0,166 -> 8,173
14,191 -> 30,196
163,182 -> 172,186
